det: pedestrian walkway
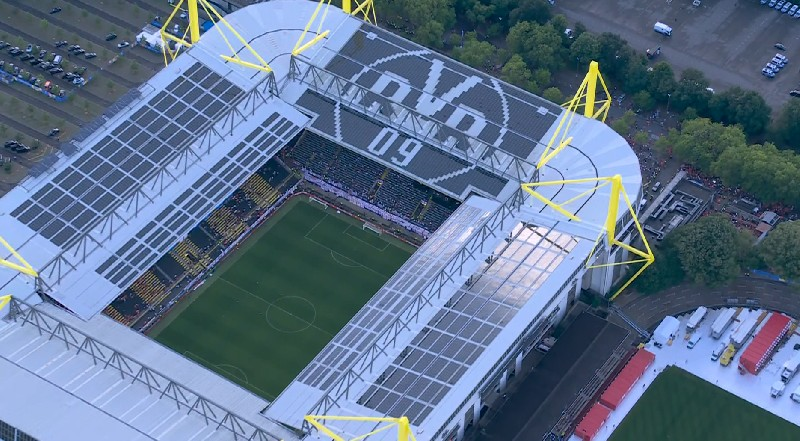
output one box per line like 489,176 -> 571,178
614,276 -> 800,330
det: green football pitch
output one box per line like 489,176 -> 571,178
609,366 -> 800,441
150,198 -> 415,400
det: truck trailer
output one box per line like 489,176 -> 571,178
686,306 -> 708,332
730,317 -> 759,349
711,308 -> 737,339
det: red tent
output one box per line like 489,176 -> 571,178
575,402 -> 612,441
599,349 -> 655,410
739,313 -> 792,375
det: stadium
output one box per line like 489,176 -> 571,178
0,1 -> 645,440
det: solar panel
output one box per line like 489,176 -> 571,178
11,62 -> 246,247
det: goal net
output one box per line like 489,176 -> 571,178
308,195 -> 328,209
362,222 -> 382,235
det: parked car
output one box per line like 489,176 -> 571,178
19,54 -> 33,62
29,59 -> 40,66
790,90 -> 800,97
772,57 -> 786,67
54,40 -> 68,48
767,62 -> 781,71
776,0 -> 786,8
105,33 -> 117,41
794,8 -> 800,16
117,41 -> 130,49
50,7 -> 62,14
25,44 -> 33,53
770,0 -> 779,7
84,52 -> 97,59
73,48 -> 85,55
782,2 -> 793,12
762,67 -> 776,78
0,42 -> 9,50
775,53 -> 788,62
48,67 -> 63,75
790,4 -> 799,13
776,43 -> 787,50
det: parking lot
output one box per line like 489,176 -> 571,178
0,0 -> 191,191
556,0 -> 800,109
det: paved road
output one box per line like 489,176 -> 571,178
555,1 -> 793,109
614,276 -> 800,330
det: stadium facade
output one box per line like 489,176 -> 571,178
0,1 -> 642,440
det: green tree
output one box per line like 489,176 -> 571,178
772,99 -> 800,151
659,118 -> 747,172
670,68 -> 712,114
501,54 -> 534,90
712,142 -> 800,206
646,61 -> 676,102
415,20 -> 445,49
671,214 -> 746,286
508,0 -> 551,26
708,87 -> 771,136
595,33 -> 634,79
569,32 -> 601,67
759,221 -> 800,280
401,0 -> 456,30
633,130 -> 650,146
611,110 -> 636,136
632,245 -> 685,295
542,87 -> 562,103
632,90 -> 655,111
621,56 -> 649,94
532,68 -> 551,89
681,106 -> 699,122
506,21 -> 564,72
454,33 -> 496,69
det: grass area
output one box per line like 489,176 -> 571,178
610,366 -> 800,441
151,198 -> 414,399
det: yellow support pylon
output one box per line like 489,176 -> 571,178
0,236 -> 37,278
521,175 -> 654,300
0,295 -> 11,313
537,60 -> 611,170
160,0 -> 272,73
304,415 -> 417,441
293,0 -> 376,57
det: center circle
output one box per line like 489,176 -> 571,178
265,296 -> 316,333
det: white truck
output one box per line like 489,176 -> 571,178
781,352 -> 800,382
654,22 -> 673,37
771,380 -> 786,398
686,306 -> 708,332
711,308 -> 737,339
653,316 -> 680,348
792,384 -> 800,403
730,317 -> 759,349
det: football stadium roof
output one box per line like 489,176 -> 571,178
0,0 -> 642,440
0,300 -> 296,441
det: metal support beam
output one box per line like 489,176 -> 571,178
305,415 -> 417,441
160,0 -> 272,73
520,175 -> 654,300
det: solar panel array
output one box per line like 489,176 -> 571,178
11,63 -> 243,249
358,223 -> 578,424
97,110 -> 302,288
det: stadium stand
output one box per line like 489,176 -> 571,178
283,131 -> 460,232
103,156 -> 298,329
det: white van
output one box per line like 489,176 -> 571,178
687,333 -> 702,349
711,342 -> 727,361
654,22 -> 673,37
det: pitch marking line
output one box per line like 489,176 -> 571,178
304,212 -> 329,240
342,224 -> 389,252
182,350 -> 275,400
329,250 -> 361,268
302,235 -> 390,279
217,277 -> 335,338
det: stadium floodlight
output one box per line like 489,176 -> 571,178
304,415 -> 417,441
537,60 -> 611,170
293,0 -> 376,56
159,0 -> 273,73
521,175 -> 654,300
